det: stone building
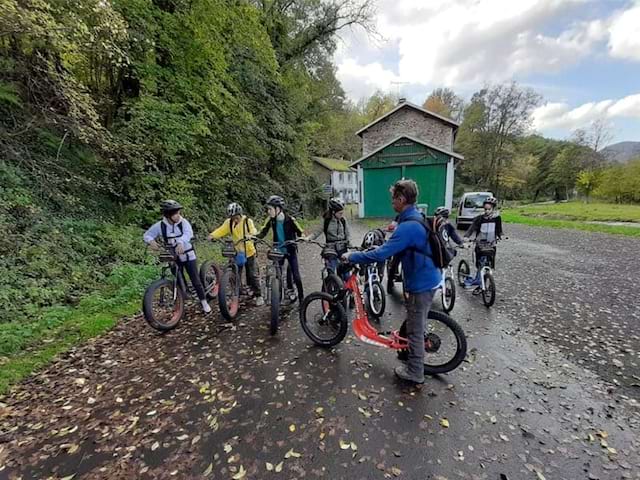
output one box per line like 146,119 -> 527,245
352,99 -> 463,218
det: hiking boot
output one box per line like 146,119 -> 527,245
394,366 -> 424,384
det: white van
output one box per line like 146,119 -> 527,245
456,191 -> 493,230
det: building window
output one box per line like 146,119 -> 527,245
339,173 -> 344,182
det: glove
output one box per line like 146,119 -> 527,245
148,240 -> 161,251
175,243 -> 185,255
341,252 -> 352,262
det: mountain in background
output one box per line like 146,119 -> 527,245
601,141 -> 640,164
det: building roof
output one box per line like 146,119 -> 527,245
355,100 -> 460,137
350,135 -> 464,167
312,156 -> 354,172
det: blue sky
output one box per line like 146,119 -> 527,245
335,0 -> 640,145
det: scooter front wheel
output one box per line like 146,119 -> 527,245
300,292 -> 347,347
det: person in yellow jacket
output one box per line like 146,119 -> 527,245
209,202 -> 264,306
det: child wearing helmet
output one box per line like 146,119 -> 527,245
209,202 -> 264,306
143,200 -> 212,314
463,197 -> 503,289
257,195 -> 305,303
434,206 -> 465,253
308,197 -> 351,273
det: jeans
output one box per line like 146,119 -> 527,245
239,255 -> 261,297
176,259 -> 206,301
281,250 -> 304,299
398,290 -> 435,379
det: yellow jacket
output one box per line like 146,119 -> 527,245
209,216 -> 257,257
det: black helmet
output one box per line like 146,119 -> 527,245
226,202 -> 243,217
483,197 -> 498,207
160,199 -> 183,216
265,195 -> 285,209
328,197 -> 345,212
434,206 -> 450,218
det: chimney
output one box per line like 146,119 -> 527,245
398,97 -> 407,104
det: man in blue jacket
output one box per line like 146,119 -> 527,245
344,180 -> 441,384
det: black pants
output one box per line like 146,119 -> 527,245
177,259 -> 206,301
281,250 -> 304,299
388,255 -> 401,279
239,255 -> 262,297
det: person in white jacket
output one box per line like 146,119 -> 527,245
143,200 -> 212,314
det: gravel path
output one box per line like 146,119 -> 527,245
0,221 -> 639,480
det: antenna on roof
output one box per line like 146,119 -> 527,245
390,81 -> 409,100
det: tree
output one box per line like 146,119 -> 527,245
358,90 -> 398,123
571,117 -> 614,153
456,82 -> 542,196
576,169 -> 602,203
422,87 -> 464,122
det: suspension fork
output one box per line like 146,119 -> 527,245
480,266 -> 491,290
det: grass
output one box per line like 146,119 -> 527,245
0,264 -> 157,395
508,201 -> 640,223
0,241 -> 225,396
501,211 -> 640,237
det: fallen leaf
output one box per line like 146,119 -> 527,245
60,475 -> 76,480
499,434 -> 510,442
67,444 -> 79,454
151,441 -> 160,451
275,461 -> 283,473
391,466 -> 402,476
203,463 -> 213,476
232,465 -> 246,479
285,448 -> 302,459
266,462 -> 274,471
440,419 -> 450,428
289,424 -> 296,432
224,444 -> 233,453
339,439 -> 351,450
350,442 -> 358,451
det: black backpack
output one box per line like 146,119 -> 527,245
401,215 -> 454,269
323,216 -> 346,237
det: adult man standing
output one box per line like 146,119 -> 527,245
343,180 -> 441,384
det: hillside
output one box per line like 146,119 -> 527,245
601,141 -> 640,164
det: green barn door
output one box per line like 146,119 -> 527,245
405,165 -> 446,215
364,167 -> 402,217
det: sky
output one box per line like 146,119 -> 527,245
334,0 -> 640,145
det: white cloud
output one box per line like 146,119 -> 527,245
335,0 -> 607,100
608,2 -> 640,61
532,93 -> 640,131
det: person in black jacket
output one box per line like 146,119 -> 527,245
434,206 -> 465,253
257,195 -> 305,303
463,196 -> 503,288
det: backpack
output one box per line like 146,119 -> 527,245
160,221 -> 183,245
160,221 -> 195,255
323,216 -> 347,241
401,215 -> 454,269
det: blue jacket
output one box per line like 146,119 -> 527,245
349,206 -> 441,294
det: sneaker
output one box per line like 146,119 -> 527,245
394,365 -> 424,384
201,300 -> 212,314
255,296 -> 265,306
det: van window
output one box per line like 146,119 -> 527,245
464,194 -> 490,209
